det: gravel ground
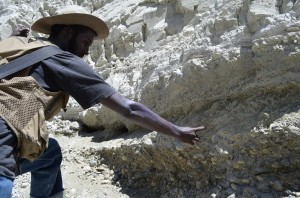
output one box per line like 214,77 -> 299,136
12,131 -> 129,198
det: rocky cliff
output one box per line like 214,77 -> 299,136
1,0 -> 300,197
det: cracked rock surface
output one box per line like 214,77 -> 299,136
1,0 -> 300,197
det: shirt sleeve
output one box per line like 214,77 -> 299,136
34,53 -> 116,109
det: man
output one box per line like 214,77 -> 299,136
0,5 -> 205,198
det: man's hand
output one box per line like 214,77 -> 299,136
176,126 -> 206,145
11,25 -> 29,37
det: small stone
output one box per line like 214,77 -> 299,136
101,179 -> 111,184
241,178 -> 250,184
220,181 -> 230,188
109,169 -> 114,176
257,182 -> 270,192
83,165 -> 92,172
231,183 -> 238,191
89,159 -> 97,167
227,193 -> 236,198
286,27 -> 300,32
272,180 -> 284,192
238,161 -> 245,165
104,173 -> 111,179
20,182 -> 29,188
271,162 -> 280,169
256,175 -> 264,181
242,187 -> 254,197
229,177 -> 240,184
211,157 -> 218,164
144,138 -> 152,145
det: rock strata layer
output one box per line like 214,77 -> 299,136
1,0 -> 300,197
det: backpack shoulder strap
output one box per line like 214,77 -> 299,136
0,45 -> 63,79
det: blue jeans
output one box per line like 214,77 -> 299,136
0,176 -> 13,198
0,136 -> 63,198
17,138 -> 64,197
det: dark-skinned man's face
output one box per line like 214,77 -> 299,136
67,29 -> 95,58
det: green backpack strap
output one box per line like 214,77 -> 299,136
0,45 -> 63,79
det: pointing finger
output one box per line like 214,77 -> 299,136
195,126 -> 206,131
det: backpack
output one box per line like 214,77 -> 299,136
0,36 -> 52,65
0,36 -> 69,161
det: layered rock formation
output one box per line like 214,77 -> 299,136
1,0 -> 300,197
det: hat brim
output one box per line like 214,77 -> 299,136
31,13 -> 109,40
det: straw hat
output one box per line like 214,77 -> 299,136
31,5 -> 109,39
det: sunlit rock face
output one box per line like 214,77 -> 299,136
1,0 -> 300,196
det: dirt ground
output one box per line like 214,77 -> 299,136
12,131 -> 130,198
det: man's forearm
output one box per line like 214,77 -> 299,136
124,101 -> 180,138
101,93 -> 179,137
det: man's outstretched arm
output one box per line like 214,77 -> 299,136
100,92 -> 205,145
